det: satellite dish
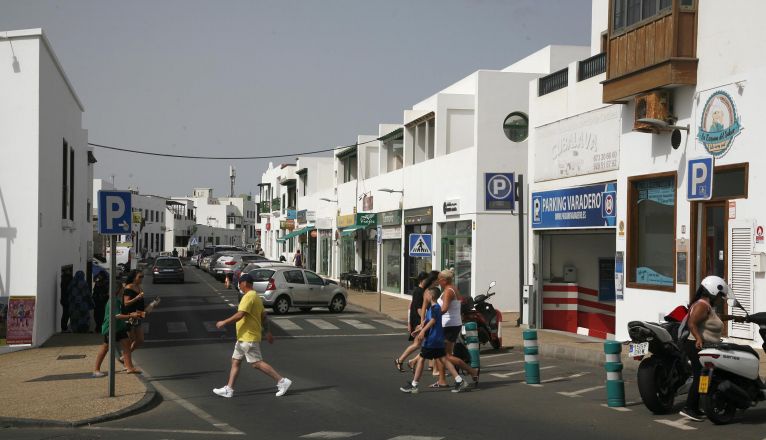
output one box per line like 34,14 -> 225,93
671,129 -> 682,149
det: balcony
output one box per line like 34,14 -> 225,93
578,53 -> 606,81
602,0 -> 697,103
271,198 -> 281,212
538,68 -> 568,96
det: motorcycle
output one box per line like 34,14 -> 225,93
627,313 -> 692,414
698,298 -> 766,425
461,281 -> 503,350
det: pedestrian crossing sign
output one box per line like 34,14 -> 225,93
189,236 -> 198,246
409,234 -> 432,257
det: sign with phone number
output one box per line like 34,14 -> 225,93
531,182 -> 617,229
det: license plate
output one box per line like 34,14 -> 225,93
629,342 -> 649,357
162,269 -> 174,272
699,375 -> 710,394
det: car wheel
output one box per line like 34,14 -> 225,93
273,296 -> 291,315
329,294 -> 346,313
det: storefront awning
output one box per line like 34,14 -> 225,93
278,226 -> 315,242
340,224 -> 367,237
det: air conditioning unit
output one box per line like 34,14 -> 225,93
634,90 -> 671,132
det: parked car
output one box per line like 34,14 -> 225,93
245,267 -> 347,315
195,245 -> 246,269
151,257 -> 185,283
212,253 -> 269,280
232,261 -> 292,289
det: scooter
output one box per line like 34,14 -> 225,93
698,298 -> 766,425
461,281 -> 503,350
627,313 -> 692,414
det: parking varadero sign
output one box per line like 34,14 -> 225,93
531,182 -> 617,229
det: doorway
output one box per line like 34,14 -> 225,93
698,202 -> 728,317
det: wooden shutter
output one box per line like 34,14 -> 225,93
728,220 -> 754,339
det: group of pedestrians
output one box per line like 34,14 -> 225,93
92,269 -> 147,377
395,269 -> 479,394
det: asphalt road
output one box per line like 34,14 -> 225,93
4,265 -> 766,440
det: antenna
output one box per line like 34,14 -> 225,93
229,165 -> 236,197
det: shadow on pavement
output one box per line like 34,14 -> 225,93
26,372 -> 96,382
146,370 -> 224,382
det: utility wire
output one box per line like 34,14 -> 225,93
88,137 -> 379,160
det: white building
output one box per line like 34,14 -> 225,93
527,0 -> 766,348
0,29 -> 93,349
180,187 -> 256,248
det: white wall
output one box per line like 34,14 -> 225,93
590,0 -> 608,55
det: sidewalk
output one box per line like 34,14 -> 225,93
346,290 -> 766,372
0,333 -> 154,427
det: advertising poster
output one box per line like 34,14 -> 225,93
6,296 -> 35,345
615,252 -> 624,301
0,297 -> 8,346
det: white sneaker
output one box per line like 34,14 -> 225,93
276,378 -> 292,397
213,385 -> 233,398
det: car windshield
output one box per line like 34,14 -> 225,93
155,259 -> 181,268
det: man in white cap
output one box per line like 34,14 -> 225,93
214,273 -> 292,397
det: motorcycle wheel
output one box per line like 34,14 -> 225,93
701,380 -> 738,425
637,357 -> 676,414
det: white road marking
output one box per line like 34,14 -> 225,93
83,427 -> 242,436
480,352 -> 516,359
485,360 -> 524,367
271,318 -> 302,331
144,333 -> 405,344
601,403 -> 633,412
339,319 -> 375,330
558,384 -> 605,397
143,371 -> 244,435
490,366 -> 555,378
167,322 -> 188,333
372,319 -> 407,329
300,432 -> 362,439
141,322 -> 149,335
306,319 -> 340,330
655,418 -> 698,431
528,372 -> 590,387
228,303 -> 237,308
204,321 -> 225,332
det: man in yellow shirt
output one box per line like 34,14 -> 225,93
214,273 -> 292,398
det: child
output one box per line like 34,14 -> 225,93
92,285 -> 143,377
400,286 -> 470,394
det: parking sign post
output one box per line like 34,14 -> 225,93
98,190 -> 132,397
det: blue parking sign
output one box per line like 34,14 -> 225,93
485,173 -> 515,210
687,157 -> 714,201
98,191 -> 132,235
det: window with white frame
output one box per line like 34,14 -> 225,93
383,136 -> 403,172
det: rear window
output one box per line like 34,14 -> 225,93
249,269 -> 275,282
241,255 -> 264,263
155,259 -> 181,268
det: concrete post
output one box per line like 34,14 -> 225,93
523,329 -> 540,384
604,340 -> 625,407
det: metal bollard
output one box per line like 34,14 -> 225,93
523,329 -> 540,384
463,322 -> 480,368
604,340 -> 625,407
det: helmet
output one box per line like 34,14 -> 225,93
699,275 -> 730,299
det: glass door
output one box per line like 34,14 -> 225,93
700,202 -> 728,318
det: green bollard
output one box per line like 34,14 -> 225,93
604,340 -> 625,407
523,329 -> 540,384
463,322 -> 480,368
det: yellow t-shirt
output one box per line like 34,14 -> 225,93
236,290 -> 264,342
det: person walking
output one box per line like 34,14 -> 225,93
293,249 -> 303,268
68,271 -> 94,333
400,287 -> 470,394
92,272 -> 110,331
213,273 -> 292,398
93,284 -> 142,377
434,269 -> 479,387
680,275 -> 743,422
123,270 -> 146,352
394,271 -> 437,372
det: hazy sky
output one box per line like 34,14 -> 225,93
1,0 -> 591,198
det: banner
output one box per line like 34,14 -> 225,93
531,182 -> 617,229
7,296 -> 35,345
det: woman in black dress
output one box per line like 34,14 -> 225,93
123,270 -> 146,352
394,271 -> 439,372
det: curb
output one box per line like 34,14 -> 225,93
0,374 -> 158,429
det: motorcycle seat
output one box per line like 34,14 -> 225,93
712,343 -> 760,359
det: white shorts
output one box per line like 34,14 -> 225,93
232,341 -> 263,363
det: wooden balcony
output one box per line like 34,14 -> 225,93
603,0 -> 697,103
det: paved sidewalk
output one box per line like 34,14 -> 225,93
0,333 -> 154,427
346,290 -> 766,372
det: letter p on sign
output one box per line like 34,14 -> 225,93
106,196 -> 125,226
687,157 -> 714,201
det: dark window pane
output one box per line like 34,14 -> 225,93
660,0 -> 671,10
627,0 -> 642,26
633,177 -> 675,286
642,0 -> 657,19
712,167 -> 747,199
250,269 -> 274,282
285,270 -> 305,284
613,0 -> 626,30
503,112 -> 529,142
681,0 -> 693,6
305,271 -> 324,285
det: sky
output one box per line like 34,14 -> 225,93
1,0 -> 592,198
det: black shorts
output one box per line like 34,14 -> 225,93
103,331 -> 129,344
420,347 -> 446,360
444,326 -> 461,343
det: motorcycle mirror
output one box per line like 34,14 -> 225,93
488,281 -> 496,289
726,297 -> 738,308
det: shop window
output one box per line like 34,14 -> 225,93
503,112 -> 528,143
712,164 -> 747,200
628,173 -> 676,289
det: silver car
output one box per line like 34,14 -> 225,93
213,253 -> 269,280
246,267 -> 347,315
